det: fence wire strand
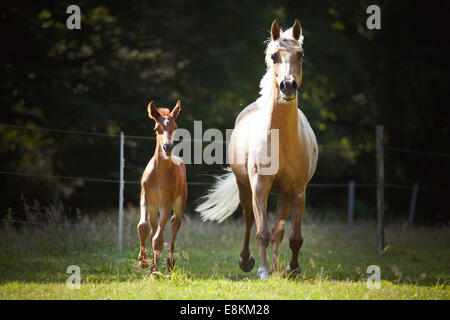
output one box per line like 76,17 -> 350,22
0,123 -> 449,192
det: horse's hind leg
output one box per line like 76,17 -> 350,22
137,190 -> 150,268
287,191 -> 305,274
270,194 -> 291,274
237,182 -> 255,273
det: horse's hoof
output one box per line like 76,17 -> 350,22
257,267 -> 269,280
239,255 -> 255,273
139,259 -> 149,269
285,263 -> 301,276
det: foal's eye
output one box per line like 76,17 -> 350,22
298,51 -> 305,59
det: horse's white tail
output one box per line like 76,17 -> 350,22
196,168 -> 240,223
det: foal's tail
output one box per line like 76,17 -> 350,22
196,167 -> 240,223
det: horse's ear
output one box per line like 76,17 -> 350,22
271,20 -> 280,41
292,19 -> 302,40
148,101 -> 160,120
170,100 -> 181,119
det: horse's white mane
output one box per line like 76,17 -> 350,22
258,26 -> 304,101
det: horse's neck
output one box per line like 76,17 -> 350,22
260,73 -> 299,137
267,95 -> 299,139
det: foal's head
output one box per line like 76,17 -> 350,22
148,100 -> 181,157
265,19 -> 304,102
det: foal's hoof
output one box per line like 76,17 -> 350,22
257,267 -> 269,280
166,256 -> 175,272
139,259 -> 149,269
149,271 -> 163,280
239,255 -> 255,273
285,263 -> 301,276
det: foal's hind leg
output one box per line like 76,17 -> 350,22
287,191 -> 305,274
270,195 -> 291,274
237,182 -> 255,273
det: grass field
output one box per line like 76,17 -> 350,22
0,207 -> 448,300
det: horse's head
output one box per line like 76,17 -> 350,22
266,19 -> 304,102
147,100 -> 181,157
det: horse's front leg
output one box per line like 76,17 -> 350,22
270,194 -> 291,274
287,191 -> 305,275
250,175 -> 272,280
150,206 -> 171,274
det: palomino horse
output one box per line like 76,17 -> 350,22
137,100 -> 187,275
197,20 -> 318,279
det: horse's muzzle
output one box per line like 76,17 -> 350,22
280,79 -> 298,101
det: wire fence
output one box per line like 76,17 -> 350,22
1,122 -> 449,187
1,122 -> 449,236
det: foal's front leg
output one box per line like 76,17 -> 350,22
137,192 -> 150,268
166,215 -> 181,273
150,206 -> 171,274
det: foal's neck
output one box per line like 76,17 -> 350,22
154,136 -> 172,167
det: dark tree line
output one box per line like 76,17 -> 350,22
1,0 -> 449,224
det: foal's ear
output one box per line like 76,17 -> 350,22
148,101 -> 160,120
292,19 -> 302,41
170,100 -> 181,120
271,20 -> 280,41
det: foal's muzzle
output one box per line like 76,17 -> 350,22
163,143 -> 174,155
280,79 -> 298,101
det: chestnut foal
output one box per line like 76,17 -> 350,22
137,100 -> 187,275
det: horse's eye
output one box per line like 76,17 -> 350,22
298,51 -> 305,59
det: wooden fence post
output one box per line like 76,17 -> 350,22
376,125 -> 385,255
347,180 -> 355,223
408,182 -> 419,225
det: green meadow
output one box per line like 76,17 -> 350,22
0,208 -> 448,300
